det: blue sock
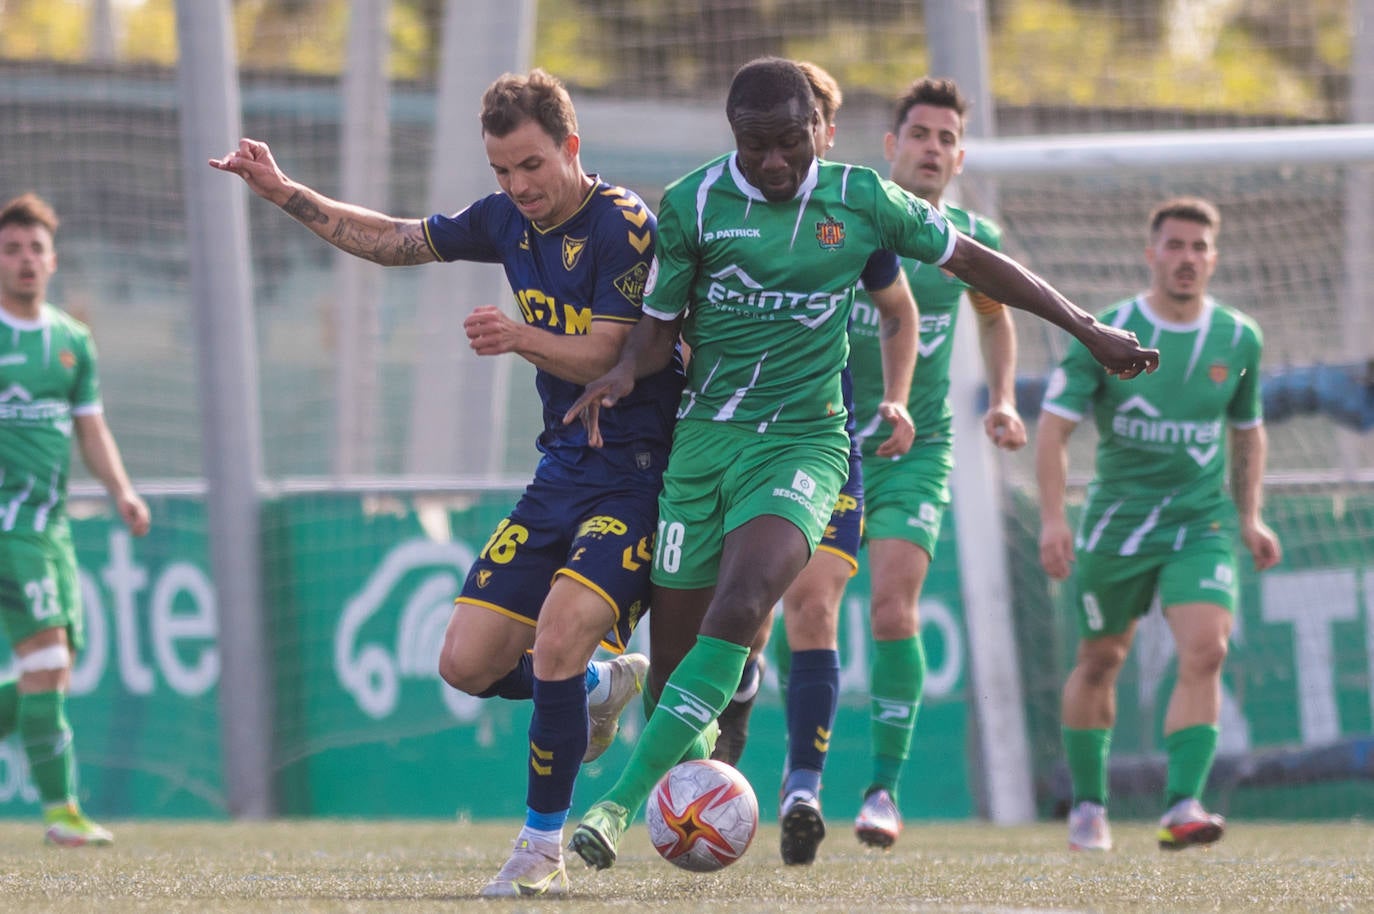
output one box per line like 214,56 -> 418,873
525,807 -> 569,832
477,652 -> 534,699
784,649 -> 839,791
526,674 -> 587,819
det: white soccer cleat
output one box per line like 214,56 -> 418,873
585,652 -> 648,762
1067,800 -> 1112,851
480,836 -> 569,897
854,787 -> 903,849
1157,797 -> 1225,850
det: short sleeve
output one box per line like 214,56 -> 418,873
1041,339 -> 1103,423
642,188 -> 699,321
423,194 -> 505,264
872,175 -> 958,267
1228,320 -> 1265,427
588,188 -> 658,324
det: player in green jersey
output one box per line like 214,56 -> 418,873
563,57 -> 1157,873
707,60 -> 923,865
1036,197 -> 1282,852
846,76 -> 1028,849
0,193 -> 151,847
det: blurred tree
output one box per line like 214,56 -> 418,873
0,0 -> 1355,118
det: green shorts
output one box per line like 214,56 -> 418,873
0,524 -> 85,651
1070,536 -> 1238,638
651,421 -> 849,590
861,436 -> 954,560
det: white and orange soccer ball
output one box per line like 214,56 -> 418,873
645,759 -> 759,872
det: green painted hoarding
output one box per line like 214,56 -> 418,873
0,488 -> 1369,822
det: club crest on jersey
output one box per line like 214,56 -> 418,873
1208,361 -> 1229,384
476,570 -> 493,588
59,349 -> 77,370
562,235 -> 588,271
815,216 -> 845,250
614,261 -> 651,306
519,230 -> 530,251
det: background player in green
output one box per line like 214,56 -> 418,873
0,192 -> 151,846
563,57 -> 1158,873
846,76 -> 1027,849
1036,197 -> 1282,852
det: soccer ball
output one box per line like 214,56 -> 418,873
645,759 -> 759,872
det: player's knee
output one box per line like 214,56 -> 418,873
1076,640 -> 1129,684
1177,637 -> 1229,678
436,648 -> 497,695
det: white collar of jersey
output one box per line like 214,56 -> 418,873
1134,293 -> 1215,333
728,153 -> 819,202
0,302 -> 50,332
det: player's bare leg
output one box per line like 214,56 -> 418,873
856,538 -> 929,849
1061,626 -> 1134,851
1157,602 -> 1230,850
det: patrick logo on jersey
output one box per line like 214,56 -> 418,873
704,264 -> 846,329
1112,394 -> 1222,466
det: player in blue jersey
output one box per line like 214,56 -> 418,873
562,57 -> 1158,873
211,69 -> 682,897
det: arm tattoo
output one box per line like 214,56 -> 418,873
880,315 -> 902,340
329,218 -> 431,265
283,192 -> 329,225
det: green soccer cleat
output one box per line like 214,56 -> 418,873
43,803 -> 114,848
480,836 -> 569,897
585,653 -> 649,763
568,800 -> 630,870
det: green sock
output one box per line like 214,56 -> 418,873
1063,727 -> 1111,806
770,622 -> 792,695
639,678 -> 715,762
1164,723 -> 1219,808
0,679 -> 18,741
868,636 -> 925,801
19,690 -> 74,806
602,635 -> 747,815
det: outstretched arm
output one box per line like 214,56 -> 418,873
944,236 -> 1157,379
865,273 -> 918,458
562,313 -> 683,447
209,138 -> 436,266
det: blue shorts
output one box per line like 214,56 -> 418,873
455,470 -> 658,653
818,446 -> 863,573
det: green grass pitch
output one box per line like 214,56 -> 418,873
0,818 -> 1370,913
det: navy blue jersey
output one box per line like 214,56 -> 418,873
424,180 -> 684,485
844,249 -> 901,449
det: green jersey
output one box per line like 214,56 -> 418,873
0,303 -> 100,535
850,203 -> 1001,454
645,154 -> 957,436
1042,294 -> 1264,557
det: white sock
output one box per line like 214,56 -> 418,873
519,825 -> 563,849
587,660 -> 613,705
